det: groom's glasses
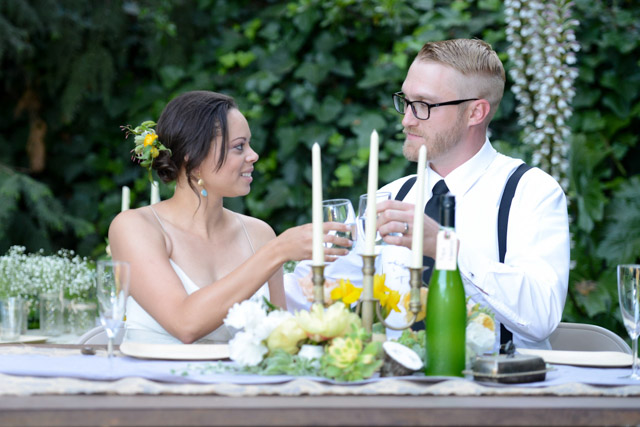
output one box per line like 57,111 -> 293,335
392,92 -> 478,120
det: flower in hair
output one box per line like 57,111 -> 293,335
121,120 -> 171,182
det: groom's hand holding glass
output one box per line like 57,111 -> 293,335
375,199 -> 440,259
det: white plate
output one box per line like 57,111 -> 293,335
518,348 -> 633,368
120,341 -> 230,360
0,335 -> 48,344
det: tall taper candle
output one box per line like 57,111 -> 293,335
364,130 -> 379,255
312,143 -> 324,266
411,145 -> 427,268
121,186 -> 130,212
150,181 -> 160,205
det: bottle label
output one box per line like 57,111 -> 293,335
435,229 -> 458,271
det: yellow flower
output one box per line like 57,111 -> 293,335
143,133 -> 158,147
150,147 -> 159,158
330,279 -> 362,305
266,317 -> 307,354
372,273 -> 400,316
473,312 -> 495,332
373,273 -> 386,301
295,302 -> 361,343
402,287 -> 428,323
327,336 -> 362,369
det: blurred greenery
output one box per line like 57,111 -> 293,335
0,0 -> 638,338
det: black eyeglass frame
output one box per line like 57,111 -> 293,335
392,92 -> 479,120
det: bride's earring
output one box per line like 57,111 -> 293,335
197,176 -> 208,197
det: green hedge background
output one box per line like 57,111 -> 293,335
1,0 -> 638,338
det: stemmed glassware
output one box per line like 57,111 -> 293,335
617,264 -> 640,380
322,199 -> 356,252
96,260 -> 131,359
357,191 -> 391,250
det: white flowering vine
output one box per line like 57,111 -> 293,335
505,0 -> 580,190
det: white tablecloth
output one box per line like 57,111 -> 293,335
1,346 -> 639,397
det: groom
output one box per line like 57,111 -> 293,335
285,38 -> 570,351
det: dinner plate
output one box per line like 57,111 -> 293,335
0,335 -> 48,344
119,341 -> 230,360
518,348 -> 633,368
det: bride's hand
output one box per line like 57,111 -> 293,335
277,222 -> 352,262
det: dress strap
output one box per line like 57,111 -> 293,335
149,206 -> 170,235
236,214 -> 256,254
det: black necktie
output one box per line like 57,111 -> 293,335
422,179 -> 450,284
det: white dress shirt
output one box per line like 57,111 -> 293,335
285,139 -> 570,350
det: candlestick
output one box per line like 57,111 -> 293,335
360,254 -> 377,333
121,186 -> 130,212
364,130 -> 379,255
312,143 -> 324,266
150,181 -> 160,205
411,145 -> 427,268
311,264 -> 325,306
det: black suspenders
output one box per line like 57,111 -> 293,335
393,163 -> 532,346
497,163 -> 532,346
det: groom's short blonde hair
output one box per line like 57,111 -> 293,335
416,39 -> 506,122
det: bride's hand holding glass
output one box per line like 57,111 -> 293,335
277,222 -> 352,262
322,199 -> 356,253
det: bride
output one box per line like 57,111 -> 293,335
108,91 -> 350,344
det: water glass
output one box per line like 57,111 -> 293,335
97,260 -> 131,358
0,297 -> 24,341
617,264 -> 640,380
322,198 -> 356,251
357,191 -> 391,248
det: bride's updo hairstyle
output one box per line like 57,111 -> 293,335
154,90 -> 237,196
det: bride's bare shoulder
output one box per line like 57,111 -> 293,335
233,212 -> 276,244
109,207 -> 162,239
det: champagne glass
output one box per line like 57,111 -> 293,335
357,192 -> 391,249
617,264 -> 640,380
96,260 -> 131,359
322,198 -> 356,252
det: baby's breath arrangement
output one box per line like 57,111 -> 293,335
0,246 -> 95,302
121,120 -> 171,182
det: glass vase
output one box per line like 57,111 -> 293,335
39,292 -> 64,336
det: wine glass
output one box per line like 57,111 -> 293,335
357,191 -> 391,250
96,260 -> 131,359
322,198 -> 356,252
617,264 -> 640,380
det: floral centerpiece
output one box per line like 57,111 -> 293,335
0,245 -> 96,331
298,273 -> 401,334
224,299 -> 382,381
219,276 -> 496,382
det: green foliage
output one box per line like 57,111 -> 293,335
244,349 -> 320,377
397,329 -> 427,365
561,0 -> 640,338
0,0 -> 638,337
0,167 -> 93,254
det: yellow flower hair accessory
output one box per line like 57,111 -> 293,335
121,120 -> 171,182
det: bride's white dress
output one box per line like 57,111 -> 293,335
123,208 -> 269,344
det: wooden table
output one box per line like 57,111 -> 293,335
2,394 -> 640,426
1,344 -> 640,426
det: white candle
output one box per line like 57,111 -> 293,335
312,143 -> 324,266
121,186 -> 130,212
364,130 -> 379,255
411,145 -> 427,268
150,181 -> 160,205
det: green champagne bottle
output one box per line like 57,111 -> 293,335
425,193 -> 466,376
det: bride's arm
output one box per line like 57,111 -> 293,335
108,210 -> 347,343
